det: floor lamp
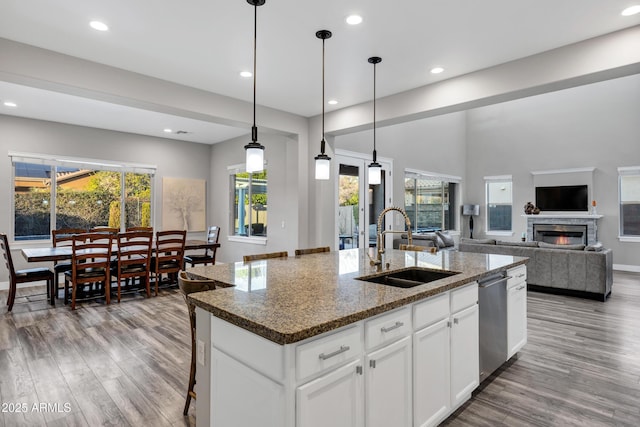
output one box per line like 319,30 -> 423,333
462,204 -> 480,239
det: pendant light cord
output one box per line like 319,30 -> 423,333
252,2 -> 257,142
373,61 -> 376,161
321,36 -> 326,154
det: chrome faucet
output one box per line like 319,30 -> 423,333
370,206 -> 412,270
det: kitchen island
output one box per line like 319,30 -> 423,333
188,248 -> 527,427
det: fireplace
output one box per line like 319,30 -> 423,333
533,224 -> 587,245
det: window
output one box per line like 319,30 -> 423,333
404,171 -> 458,232
485,176 -> 512,233
11,153 -> 154,241
230,167 -> 267,237
619,167 -> 640,238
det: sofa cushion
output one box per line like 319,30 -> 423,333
436,231 -> 455,247
538,242 -> 585,251
460,238 -> 496,245
497,240 -> 539,247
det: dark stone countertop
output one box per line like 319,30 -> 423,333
187,248 -> 527,345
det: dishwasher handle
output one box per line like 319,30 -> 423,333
478,276 -> 510,288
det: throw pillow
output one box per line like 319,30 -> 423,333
585,242 -> 604,252
538,242 -> 585,251
497,240 -> 539,247
460,238 -> 496,245
436,231 -> 455,247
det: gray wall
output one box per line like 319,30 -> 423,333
465,74 -> 640,269
208,133 -> 301,263
0,115 -> 213,282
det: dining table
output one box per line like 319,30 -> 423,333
21,239 -> 220,263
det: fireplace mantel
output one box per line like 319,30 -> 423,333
523,214 -> 602,244
522,214 -> 603,219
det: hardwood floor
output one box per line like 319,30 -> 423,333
1,272 -> 639,426
444,272 -> 640,427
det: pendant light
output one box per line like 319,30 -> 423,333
314,30 -> 332,180
244,0 -> 266,173
368,56 -> 382,185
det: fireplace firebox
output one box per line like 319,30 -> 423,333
533,224 -> 587,245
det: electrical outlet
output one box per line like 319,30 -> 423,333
197,339 -> 205,366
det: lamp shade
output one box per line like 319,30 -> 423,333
462,204 -> 480,216
368,163 -> 382,185
245,144 -> 264,173
315,155 -> 330,180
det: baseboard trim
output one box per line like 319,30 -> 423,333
613,264 -> 640,273
527,284 -> 608,302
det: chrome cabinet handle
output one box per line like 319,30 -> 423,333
319,345 -> 350,360
516,285 -> 526,290
370,360 -> 376,369
517,273 -> 525,278
356,365 -> 363,375
453,318 -> 459,325
381,321 -> 404,333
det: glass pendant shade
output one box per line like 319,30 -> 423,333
368,162 -> 382,185
245,142 -> 264,173
315,154 -> 331,180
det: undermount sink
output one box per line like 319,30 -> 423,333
357,267 -> 460,288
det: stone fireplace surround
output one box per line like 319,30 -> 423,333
524,214 -> 602,245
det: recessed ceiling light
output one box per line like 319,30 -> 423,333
89,21 -> 109,31
621,5 -> 640,16
163,128 -> 172,133
240,71 -> 252,78
430,67 -> 444,74
346,15 -> 363,25
3,101 -> 17,107
328,99 -> 338,105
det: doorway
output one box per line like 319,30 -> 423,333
335,151 -> 392,251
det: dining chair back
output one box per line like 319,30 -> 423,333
242,251 -> 288,262
126,226 -> 153,232
294,246 -> 330,256
89,226 -> 119,235
64,232 -> 114,310
114,230 -> 153,302
183,225 -> 220,269
152,230 -> 187,295
178,271 -> 217,415
51,228 -> 87,298
1,233 -> 54,311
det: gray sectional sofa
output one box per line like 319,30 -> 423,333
458,239 -> 613,301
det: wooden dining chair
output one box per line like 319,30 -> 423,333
51,228 -> 86,299
398,243 -> 431,251
126,226 -> 153,232
113,230 -> 153,302
1,233 -> 55,311
152,230 -> 187,295
178,271 -> 217,415
64,232 -> 114,310
89,226 -> 119,235
294,246 -> 330,256
242,251 -> 288,262
184,226 -> 220,269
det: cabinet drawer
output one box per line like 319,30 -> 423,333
450,282 -> 478,313
296,326 -> 362,381
413,292 -> 449,330
365,307 -> 411,350
507,265 -> 527,288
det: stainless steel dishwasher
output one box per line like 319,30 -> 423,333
478,271 -> 510,382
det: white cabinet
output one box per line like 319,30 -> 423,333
507,266 -> 527,359
365,336 -> 412,427
413,282 -> 479,427
450,303 -> 479,408
413,317 -> 450,427
297,359 -> 364,427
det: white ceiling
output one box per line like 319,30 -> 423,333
0,0 -> 639,144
